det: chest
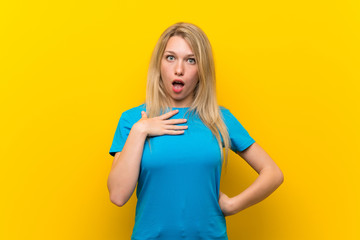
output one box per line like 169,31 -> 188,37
140,117 -> 222,173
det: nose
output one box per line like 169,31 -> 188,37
175,61 -> 184,76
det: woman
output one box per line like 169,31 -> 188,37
108,22 -> 284,240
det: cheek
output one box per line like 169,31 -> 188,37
160,63 -> 171,79
160,64 -> 165,77
190,69 -> 199,82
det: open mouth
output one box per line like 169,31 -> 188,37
172,80 -> 185,87
172,80 -> 185,93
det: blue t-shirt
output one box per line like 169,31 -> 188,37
109,103 -> 255,240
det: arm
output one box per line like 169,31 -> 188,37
220,142 -> 284,216
107,123 -> 147,207
107,110 -> 188,207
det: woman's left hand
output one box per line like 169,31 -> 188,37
218,191 -> 234,217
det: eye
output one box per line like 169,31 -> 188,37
188,58 -> 196,64
166,55 -> 175,61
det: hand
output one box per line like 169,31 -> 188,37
134,110 -> 188,137
218,191 -> 234,217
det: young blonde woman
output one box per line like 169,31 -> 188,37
107,22 -> 284,240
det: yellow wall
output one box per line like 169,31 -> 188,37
1,0 -> 359,239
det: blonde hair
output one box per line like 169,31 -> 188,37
144,22 -> 231,172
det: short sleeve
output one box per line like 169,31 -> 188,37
221,108 -> 256,152
109,111 -> 133,157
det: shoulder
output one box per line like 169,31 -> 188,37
119,103 -> 146,122
219,105 -> 232,118
218,105 -> 245,125
219,105 -> 230,113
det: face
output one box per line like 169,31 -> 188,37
160,36 -> 199,108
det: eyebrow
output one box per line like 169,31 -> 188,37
164,51 -> 195,57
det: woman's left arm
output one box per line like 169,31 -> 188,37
219,142 -> 284,216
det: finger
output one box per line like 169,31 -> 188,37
163,119 -> 187,125
166,125 -> 188,130
164,129 -> 185,135
159,110 -> 179,120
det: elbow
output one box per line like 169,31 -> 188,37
110,194 -> 125,207
276,168 -> 284,186
108,179 -> 126,207
109,192 -> 126,207
263,166 -> 284,187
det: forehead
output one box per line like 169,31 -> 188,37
164,36 -> 194,54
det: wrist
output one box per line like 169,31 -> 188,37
132,122 -> 148,137
228,197 -> 237,215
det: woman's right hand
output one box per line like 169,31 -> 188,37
133,110 -> 188,137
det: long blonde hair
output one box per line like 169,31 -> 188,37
144,22 -> 231,172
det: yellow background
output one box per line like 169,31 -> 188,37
1,0 -> 359,239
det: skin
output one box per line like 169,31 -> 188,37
218,143 -> 284,216
136,110 -> 188,137
160,36 -> 199,108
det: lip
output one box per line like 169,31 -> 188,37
172,79 -> 185,85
